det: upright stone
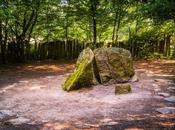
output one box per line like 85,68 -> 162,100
94,47 -> 134,83
63,48 -> 96,91
63,47 -> 135,92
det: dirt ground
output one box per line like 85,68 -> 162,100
0,60 -> 175,130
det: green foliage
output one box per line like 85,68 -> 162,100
1,0 -> 175,63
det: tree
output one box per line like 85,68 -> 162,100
2,0 -> 41,62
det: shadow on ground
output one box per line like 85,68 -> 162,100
1,113 -> 174,130
0,60 -> 75,89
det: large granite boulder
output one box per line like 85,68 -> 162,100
94,47 -> 134,83
63,48 -> 96,91
63,47 -> 135,91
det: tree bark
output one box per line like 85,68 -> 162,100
90,0 -> 98,48
114,13 -> 121,46
112,12 -> 117,44
0,20 -> 3,63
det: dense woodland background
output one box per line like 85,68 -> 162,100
0,0 -> 175,64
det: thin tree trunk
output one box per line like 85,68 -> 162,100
114,13 -> 121,46
3,19 -> 8,64
112,12 -> 117,44
165,35 -> 171,57
0,20 -> 3,63
92,14 -> 97,47
90,0 -> 98,48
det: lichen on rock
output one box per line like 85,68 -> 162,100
94,47 -> 135,83
63,47 -> 135,92
63,48 -> 96,91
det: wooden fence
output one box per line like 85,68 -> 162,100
0,39 -> 173,64
0,40 -> 87,63
36,40 -> 86,60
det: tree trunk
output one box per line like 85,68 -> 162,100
90,0 -> 98,48
0,19 -> 8,64
165,35 -> 171,57
92,15 -> 97,47
114,13 -> 121,46
112,12 -> 117,44
0,20 -> 3,63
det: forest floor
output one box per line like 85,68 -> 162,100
0,60 -> 175,130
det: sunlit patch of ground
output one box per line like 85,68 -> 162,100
0,60 -> 175,130
135,59 -> 175,75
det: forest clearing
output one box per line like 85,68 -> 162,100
0,0 -> 175,130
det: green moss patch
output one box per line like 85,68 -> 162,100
63,48 -> 95,91
63,47 -> 135,92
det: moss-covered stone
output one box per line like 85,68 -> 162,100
63,47 -> 135,92
115,83 -> 132,94
94,47 -> 135,83
63,48 -> 95,91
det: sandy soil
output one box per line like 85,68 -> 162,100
0,60 -> 175,130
